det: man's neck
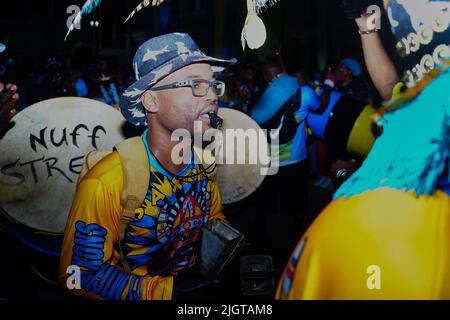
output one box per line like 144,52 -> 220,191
146,122 -> 191,175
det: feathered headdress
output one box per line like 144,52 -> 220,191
124,0 -> 165,23
65,0 -> 165,40
252,0 -> 279,14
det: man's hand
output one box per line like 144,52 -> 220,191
0,83 -> 18,137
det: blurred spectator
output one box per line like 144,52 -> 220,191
62,56 -> 88,98
325,58 -> 369,102
251,57 -> 327,244
0,82 -> 18,138
89,73 -> 120,108
107,54 -> 127,95
228,63 -> 262,114
0,41 -> 17,137
28,58 -> 75,104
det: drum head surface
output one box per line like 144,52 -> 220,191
0,97 -> 127,233
216,108 -> 268,205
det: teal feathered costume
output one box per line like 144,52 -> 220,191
334,61 -> 450,199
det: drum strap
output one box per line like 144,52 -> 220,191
114,137 -> 150,273
261,87 -> 302,145
78,137 -> 150,273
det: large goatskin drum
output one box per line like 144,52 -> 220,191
0,97 -> 127,260
216,108 -> 268,206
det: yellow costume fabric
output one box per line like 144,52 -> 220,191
276,188 -> 450,299
59,132 -> 225,300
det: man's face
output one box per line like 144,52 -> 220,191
150,63 -> 218,135
337,63 -> 353,78
337,63 -> 353,87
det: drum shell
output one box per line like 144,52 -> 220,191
8,218 -> 63,257
0,97 -> 127,291
1,211 -> 63,290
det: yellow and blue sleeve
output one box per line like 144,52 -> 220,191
59,153 -> 173,300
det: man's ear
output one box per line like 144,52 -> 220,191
141,91 -> 159,113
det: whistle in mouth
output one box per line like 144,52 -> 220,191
207,112 -> 223,129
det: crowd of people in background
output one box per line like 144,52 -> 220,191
219,56 -> 371,115
0,50 -> 371,110
0,53 -> 136,110
0,48 -> 372,194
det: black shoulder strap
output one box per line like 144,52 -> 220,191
261,86 -> 302,128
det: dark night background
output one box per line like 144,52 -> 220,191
0,0 -> 395,82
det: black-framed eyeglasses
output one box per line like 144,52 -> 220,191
151,79 -> 226,97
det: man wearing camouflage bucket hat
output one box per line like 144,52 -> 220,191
60,33 -> 236,300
